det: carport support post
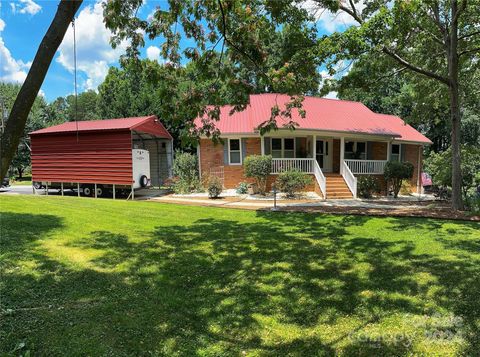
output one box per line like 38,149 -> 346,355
61,182 -> 64,196
45,182 -> 48,196
113,184 -> 115,200
94,183 -> 97,198
77,183 -> 80,197
131,185 -> 134,200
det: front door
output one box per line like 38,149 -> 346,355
316,139 -> 333,172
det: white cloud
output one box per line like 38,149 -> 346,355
301,0 -> 365,33
10,0 -> 42,15
56,1 -> 128,90
0,19 -> 30,83
146,45 -> 161,62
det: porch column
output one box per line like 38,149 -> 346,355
260,136 -> 265,155
312,135 -> 317,160
387,141 -> 391,161
340,137 -> 345,175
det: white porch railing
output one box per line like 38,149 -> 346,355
313,159 -> 326,199
341,160 -> 357,198
271,158 -> 314,174
344,159 -> 388,174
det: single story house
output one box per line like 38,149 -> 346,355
195,93 -> 431,199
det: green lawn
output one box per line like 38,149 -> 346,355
1,196 -> 479,356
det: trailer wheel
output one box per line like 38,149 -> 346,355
82,185 -> 94,197
140,175 -> 149,188
96,186 -> 104,197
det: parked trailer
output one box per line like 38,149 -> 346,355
30,116 -> 173,199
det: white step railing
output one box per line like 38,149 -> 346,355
313,159 -> 326,199
341,160 -> 357,198
271,158 -> 314,174
344,159 -> 387,174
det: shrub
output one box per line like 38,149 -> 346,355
384,161 -> 414,198
236,182 -> 249,194
357,176 -> 380,198
244,155 -> 272,195
207,176 -> 223,199
275,169 -> 312,198
172,152 -> 200,194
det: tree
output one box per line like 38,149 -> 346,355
0,0 -> 82,180
425,146 -> 480,197
312,0 -> 479,210
65,90 -> 99,121
103,0 -> 323,139
0,82 -> 50,178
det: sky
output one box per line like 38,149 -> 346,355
0,0 -> 358,102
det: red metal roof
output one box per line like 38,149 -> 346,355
31,115 -> 172,139
194,94 -> 431,144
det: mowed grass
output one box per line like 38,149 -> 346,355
0,196 -> 479,356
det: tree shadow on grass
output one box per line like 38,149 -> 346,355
1,210 -> 479,355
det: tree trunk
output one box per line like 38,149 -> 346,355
0,0 -> 83,179
17,167 -> 23,179
448,0 -> 464,210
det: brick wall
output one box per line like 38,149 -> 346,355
371,142 -> 388,160
199,138 -> 261,189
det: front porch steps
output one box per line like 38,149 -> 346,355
325,174 -> 353,199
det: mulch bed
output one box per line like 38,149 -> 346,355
152,196 -> 479,221
277,204 -> 479,221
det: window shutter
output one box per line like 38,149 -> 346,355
264,137 -> 271,155
223,141 -> 229,165
366,142 -> 373,160
401,144 -> 406,162
241,138 -> 247,161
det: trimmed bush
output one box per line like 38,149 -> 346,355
172,152 -> 200,194
357,176 -> 380,198
244,155 -> 272,195
384,161 -> 414,198
275,169 -> 312,198
207,176 -> 223,199
236,182 -> 249,194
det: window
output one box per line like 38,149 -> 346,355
270,138 -> 295,158
356,142 -> 366,160
271,138 -> 282,158
391,144 -> 401,161
284,138 -> 295,158
344,141 -> 366,159
229,139 -> 241,164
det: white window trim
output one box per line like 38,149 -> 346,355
270,137 -> 296,158
228,138 -> 242,165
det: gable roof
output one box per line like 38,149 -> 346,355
30,115 -> 172,139
194,94 -> 431,144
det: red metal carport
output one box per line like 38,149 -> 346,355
30,116 -> 172,195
